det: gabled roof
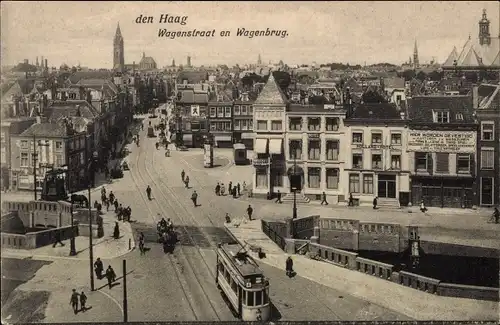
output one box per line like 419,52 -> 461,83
442,47 -> 459,67
45,100 -> 99,121
20,122 -> 68,137
491,52 -> 500,66
17,79 -> 36,95
408,95 -> 475,124
68,71 -> 112,84
477,84 -> 500,110
348,103 -> 402,120
254,73 -> 287,106
460,47 -> 483,67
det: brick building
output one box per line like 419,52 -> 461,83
474,84 -> 500,206
208,95 -> 233,148
232,92 -> 254,149
407,96 -> 478,208
174,88 -> 209,148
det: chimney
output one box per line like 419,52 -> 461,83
45,59 -> 48,68
41,56 -> 44,67
36,57 -> 39,66
472,86 -> 479,109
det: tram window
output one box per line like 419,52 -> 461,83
256,290 -> 262,306
231,279 -> 237,293
224,269 -> 230,282
247,291 -> 254,306
218,262 -> 224,273
263,288 -> 269,304
242,290 -> 247,304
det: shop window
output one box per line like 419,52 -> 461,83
349,174 -> 360,193
352,153 -> 363,169
325,117 -> 339,131
256,168 -> 268,188
352,132 -> 363,144
308,118 -> 320,131
363,174 -> 374,194
289,117 -> 302,131
289,140 -> 302,160
372,154 -> 382,169
308,140 -> 320,160
326,168 -> 339,189
326,141 -> 339,160
308,167 -> 321,188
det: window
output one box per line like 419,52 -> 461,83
241,105 -> 248,115
256,168 -> 268,188
248,119 -> 253,130
308,167 -> 321,188
372,154 -> 382,169
391,155 -> 401,169
255,290 -> 262,306
248,106 -> 253,115
289,140 -> 302,160
371,133 -> 382,144
234,120 -> 241,130
326,168 -> 339,189
55,154 -> 64,167
325,117 -> 339,131
217,107 -> 224,117
217,122 -> 223,131
234,105 -> 240,115
481,122 -> 494,141
289,117 -> 302,131
433,110 -> 450,123
435,153 -> 449,173
0,132 -> 5,143
481,148 -> 494,170
391,133 -> 402,145
20,152 -> 29,167
363,174 -> 374,194
210,107 -> 216,117
225,107 -> 231,117
415,152 -> 430,171
457,154 -> 471,173
308,140 -> 320,160
308,118 -> 320,131
272,170 -> 283,187
257,120 -> 267,130
352,132 -> 363,144
241,120 -> 248,130
247,291 -> 254,306
210,122 -> 217,131
80,152 -> 85,165
55,141 -> 63,150
456,113 -> 463,121
224,122 -> 231,131
79,137 -> 85,149
271,121 -> 282,131
396,95 -> 402,102
349,174 -> 360,193
326,141 -> 339,160
31,153 -> 37,168
21,140 -> 28,149
352,153 -> 363,168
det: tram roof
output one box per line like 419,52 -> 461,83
220,243 -> 262,278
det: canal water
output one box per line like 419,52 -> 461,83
354,250 -> 499,288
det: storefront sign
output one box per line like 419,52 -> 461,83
407,130 -> 476,153
203,143 -> 213,168
190,105 -> 200,117
253,158 -> 270,166
353,144 -> 396,150
308,134 -> 320,139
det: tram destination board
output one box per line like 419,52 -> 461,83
18,321 -> 498,325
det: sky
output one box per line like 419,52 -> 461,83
1,1 -> 499,69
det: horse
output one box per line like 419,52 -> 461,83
71,194 -> 89,207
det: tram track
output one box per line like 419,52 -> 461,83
130,128 -> 226,321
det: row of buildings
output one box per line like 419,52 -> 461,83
246,74 -> 500,209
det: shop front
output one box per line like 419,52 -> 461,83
411,176 -> 475,208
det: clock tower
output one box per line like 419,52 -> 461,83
113,23 -> 125,72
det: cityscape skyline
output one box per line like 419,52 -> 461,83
1,1 -> 499,69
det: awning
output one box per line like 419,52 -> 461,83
215,135 -> 232,142
183,134 -> 192,143
269,139 -> 283,154
241,132 -> 254,139
254,138 -> 268,154
233,143 -> 246,150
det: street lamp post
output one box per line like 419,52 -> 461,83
32,136 -> 49,200
87,145 -> 98,291
292,156 -> 298,220
65,166 -> 77,256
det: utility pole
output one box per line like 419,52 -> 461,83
123,259 -> 128,322
33,134 -> 37,200
87,137 -> 95,292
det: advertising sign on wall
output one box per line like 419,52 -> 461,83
191,105 -> 200,117
406,130 -> 476,153
203,143 -> 213,168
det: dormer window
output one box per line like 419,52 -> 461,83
433,110 -> 449,123
455,113 -> 463,121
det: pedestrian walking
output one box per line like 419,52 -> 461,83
109,191 -> 115,204
225,213 -> 231,223
94,257 -> 104,279
105,265 -> 116,289
139,236 -> 145,255
348,193 -> 354,207
80,291 -> 87,312
113,222 -> 120,239
215,183 -> 221,196
191,190 -> 198,207
146,185 -> 152,200
420,200 -> 427,213
185,176 -> 190,188
242,181 -> 247,193
286,256 -> 294,278
373,197 -> 378,209
181,170 -> 185,182
493,207 -> 500,224
93,200 -> 99,209
237,183 -> 241,197
232,187 -> 238,198
220,183 -> 226,195
228,181 -> 233,194
70,289 -> 79,314
117,204 -> 123,220
52,230 -> 65,247
275,190 -> 282,204
247,205 -> 253,220
114,199 -> 119,212
101,187 -> 106,198
320,191 -> 328,205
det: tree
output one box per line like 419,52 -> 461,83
362,90 -> 387,103
270,71 -> 291,90
400,69 -> 416,81
241,73 -> 263,88
427,70 -> 444,82
416,71 -> 427,81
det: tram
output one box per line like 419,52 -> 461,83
215,243 -> 271,321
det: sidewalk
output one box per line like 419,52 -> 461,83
1,209 -> 135,261
224,220 -> 497,321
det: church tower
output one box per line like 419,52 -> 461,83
258,54 -> 262,65
113,23 -> 125,72
478,9 -> 491,45
413,40 -> 419,69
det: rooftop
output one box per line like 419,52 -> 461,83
254,74 -> 287,106
19,122 -> 68,138
408,95 -> 475,124
348,103 -> 402,120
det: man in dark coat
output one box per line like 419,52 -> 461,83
80,291 -> 88,312
247,205 -> 253,220
232,187 -> 238,198
373,197 -> 378,209
215,183 -> 221,196
286,256 -> 294,277
181,170 -> 185,182
237,183 -> 241,196
275,190 -> 282,204
113,222 -> 120,239
228,181 -> 232,194
52,230 -> 65,247
105,265 -> 116,289
348,193 -> 354,207
191,191 -> 198,207
184,176 -> 190,188
320,192 -> 328,205
94,257 -> 104,279
70,289 -> 79,314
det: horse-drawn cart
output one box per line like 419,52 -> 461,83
157,223 -> 178,253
